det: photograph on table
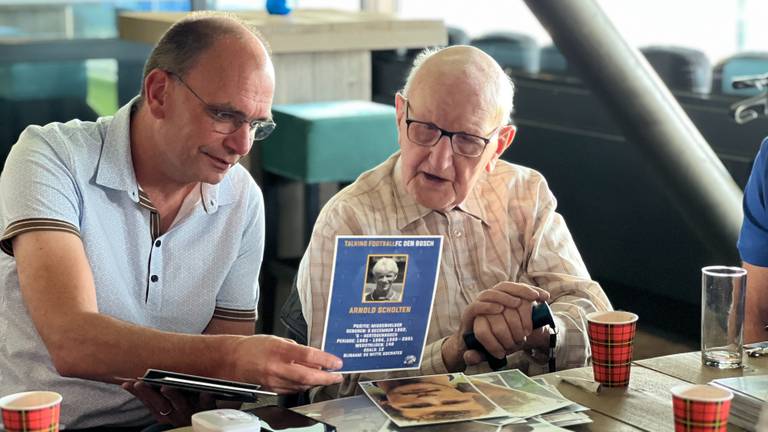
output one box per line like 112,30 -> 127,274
360,373 -> 506,427
469,373 -> 570,419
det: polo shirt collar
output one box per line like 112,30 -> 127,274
393,154 -> 490,230
95,97 -> 235,212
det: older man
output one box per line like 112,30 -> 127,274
297,45 -> 611,398
0,13 -> 341,429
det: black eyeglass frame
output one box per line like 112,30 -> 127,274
402,96 -> 499,158
168,71 -> 276,141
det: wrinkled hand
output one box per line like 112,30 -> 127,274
232,335 -> 343,394
442,282 -> 549,371
122,381 -> 216,427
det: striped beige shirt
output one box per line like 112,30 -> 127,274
297,152 -> 611,398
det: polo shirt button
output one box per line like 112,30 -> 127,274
155,240 -> 161,247
150,275 -> 159,283
454,230 -> 462,238
210,200 -> 216,206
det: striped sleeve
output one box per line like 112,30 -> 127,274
212,306 -> 257,322
0,218 -> 80,256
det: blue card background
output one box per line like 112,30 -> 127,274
322,236 -> 442,372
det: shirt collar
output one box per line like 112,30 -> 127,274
392,154 -> 490,229
95,97 -> 141,202
95,97 -> 235,212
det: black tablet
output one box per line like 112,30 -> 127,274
138,369 -> 277,402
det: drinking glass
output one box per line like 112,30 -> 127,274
701,266 -> 747,368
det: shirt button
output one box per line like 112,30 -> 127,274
150,275 -> 159,283
210,200 -> 216,207
155,240 -> 162,247
454,230 -> 462,238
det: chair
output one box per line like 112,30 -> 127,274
539,45 -> 571,75
279,276 -> 309,408
712,51 -> 768,96
371,26 -> 470,105
0,60 -> 96,168
470,31 -> 539,74
279,276 -> 308,347
446,25 -> 470,46
259,100 -> 398,334
640,46 -> 712,94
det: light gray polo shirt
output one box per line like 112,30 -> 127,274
0,99 -> 265,428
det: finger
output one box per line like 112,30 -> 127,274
160,386 -> 195,426
474,315 -> 505,359
518,300 -> 534,336
461,301 -> 504,332
531,286 -> 551,302
130,382 -> 174,423
493,282 -> 542,302
475,290 -> 522,309
277,363 -> 344,388
485,313 -> 516,351
502,307 -> 528,346
282,343 -> 343,371
464,349 -> 485,366
258,376 -> 314,394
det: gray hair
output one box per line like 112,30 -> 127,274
401,46 -> 515,125
372,257 -> 399,275
138,12 -> 270,102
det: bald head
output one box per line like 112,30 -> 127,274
402,46 -> 514,126
141,12 -> 272,93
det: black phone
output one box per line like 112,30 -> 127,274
138,369 -> 277,402
246,405 -> 337,432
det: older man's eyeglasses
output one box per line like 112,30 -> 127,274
404,99 -> 497,158
168,72 -> 276,141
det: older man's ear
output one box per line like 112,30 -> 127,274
486,125 -> 517,173
394,93 -> 406,125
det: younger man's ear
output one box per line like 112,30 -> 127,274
143,69 -> 172,119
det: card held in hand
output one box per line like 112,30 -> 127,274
321,235 -> 442,373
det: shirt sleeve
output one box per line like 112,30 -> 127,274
213,177 -> 264,321
520,173 -> 613,372
0,126 -> 82,256
738,137 -> 768,266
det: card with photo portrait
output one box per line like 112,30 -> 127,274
321,235 -> 442,373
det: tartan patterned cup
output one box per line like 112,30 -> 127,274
671,384 -> 732,432
0,391 -> 62,432
586,310 -> 638,387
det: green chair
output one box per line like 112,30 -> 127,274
259,100 -> 398,333
262,101 -> 398,183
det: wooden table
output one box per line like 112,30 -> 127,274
288,352 -> 768,431
118,9 -> 446,105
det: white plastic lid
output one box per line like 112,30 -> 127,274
191,409 -> 261,432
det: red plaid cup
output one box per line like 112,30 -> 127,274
586,311 -> 638,387
671,384 -> 732,432
0,391 -> 62,432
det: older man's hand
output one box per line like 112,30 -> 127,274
442,282 -> 549,371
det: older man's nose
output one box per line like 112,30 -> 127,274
429,135 -> 454,170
